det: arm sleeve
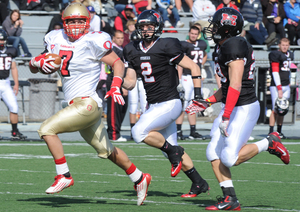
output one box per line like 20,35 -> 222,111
114,16 -> 124,32
256,2 -> 263,23
166,38 -> 184,65
271,62 -> 281,87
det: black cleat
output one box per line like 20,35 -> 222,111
177,131 -> 185,140
181,180 -> 210,198
278,132 -> 287,139
205,195 -> 241,210
189,131 -> 206,140
11,130 -> 27,140
168,146 -> 184,177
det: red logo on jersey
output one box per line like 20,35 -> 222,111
153,12 -> 160,22
51,44 -> 55,50
87,105 -> 92,111
221,13 -> 237,26
103,41 -> 112,50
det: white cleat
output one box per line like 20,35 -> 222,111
134,173 -> 152,206
45,175 -> 74,194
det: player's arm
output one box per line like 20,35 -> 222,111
102,49 -> 126,105
271,61 -> 283,98
123,68 -> 137,90
178,55 -> 201,97
11,61 -> 19,96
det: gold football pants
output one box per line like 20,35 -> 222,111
38,97 -> 114,158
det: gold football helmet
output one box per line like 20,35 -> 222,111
62,3 -> 90,40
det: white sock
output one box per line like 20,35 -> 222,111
255,138 -> 269,153
219,180 -> 234,188
55,163 -> 69,176
128,168 -> 142,183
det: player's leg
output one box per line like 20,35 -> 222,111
162,122 -> 209,197
128,81 -> 138,139
269,86 -> 277,134
132,99 -> 184,177
80,107 -> 151,206
1,80 -> 26,139
276,85 -> 290,139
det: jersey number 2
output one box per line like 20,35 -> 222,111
59,50 -> 73,77
141,62 -> 155,83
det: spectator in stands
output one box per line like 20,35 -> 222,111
156,0 -> 184,28
133,0 -> 152,14
106,30 -> 128,142
2,10 -> 32,57
0,0 -> 9,25
74,0 -> 90,7
261,0 -> 286,41
175,0 -> 194,12
114,4 -> 136,32
191,0 -> 216,29
89,0 -> 102,14
123,19 -> 136,47
26,0 -> 54,11
87,5 -> 101,31
46,8 -> 64,34
113,0 -> 138,14
216,0 -> 239,10
283,0 -> 300,45
240,0 -> 277,47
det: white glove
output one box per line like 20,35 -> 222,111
30,53 -> 56,74
177,79 -> 185,101
219,116 -> 230,137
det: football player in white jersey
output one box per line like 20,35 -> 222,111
29,3 -> 151,206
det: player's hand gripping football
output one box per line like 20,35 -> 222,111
219,116 -> 230,137
185,99 -> 209,115
30,53 -> 56,74
105,76 -> 125,105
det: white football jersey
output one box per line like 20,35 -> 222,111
44,29 -> 113,106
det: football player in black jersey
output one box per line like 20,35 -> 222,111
187,8 -> 290,210
0,29 -> 26,140
122,10 -> 210,198
268,38 -> 294,139
176,25 -> 208,140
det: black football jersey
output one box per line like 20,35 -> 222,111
123,38 -> 184,104
0,47 -> 18,79
269,50 -> 294,86
214,36 -> 257,106
180,40 -> 207,75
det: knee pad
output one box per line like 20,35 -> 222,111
129,102 -> 138,114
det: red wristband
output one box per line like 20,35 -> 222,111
111,76 -> 123,88
223,86 -> 240,119
276,85 -> 282,90
206,95 -> 217,103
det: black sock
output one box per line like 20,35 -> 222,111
159,140 -> 174,154
12,123 -> 17,132
130,123 -> 135,128
134,174 -> 143,185
277,125 -> 282,133
269,126 -> 274,134
177,124 -> 182,132
221,187 -> 236,198
63,172 -> 71,178
184,167 -> 203,184
190,125 -> 196,134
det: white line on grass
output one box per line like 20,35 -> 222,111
0,191 -> 299,211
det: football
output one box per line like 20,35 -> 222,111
39,53 -> 61,74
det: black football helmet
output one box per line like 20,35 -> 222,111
0,29 -> 8,50
275,97 -> 289,116
203,8 -> 243,43
135,10 -> 163,42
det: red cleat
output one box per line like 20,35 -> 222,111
205,195 -> 241,211
181,181 -> 210,198
168,146 -> 184,177
267,132 -> 290,164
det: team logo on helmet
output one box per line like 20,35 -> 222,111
153,12 -> 160,22
221,13 -> 237,26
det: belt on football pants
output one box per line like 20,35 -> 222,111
69,96 -> 89,105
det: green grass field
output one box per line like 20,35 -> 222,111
0,140 -> 299,212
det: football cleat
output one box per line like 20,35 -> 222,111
189,132 -> 206,140
177,131 -> 185,140
181,180 -> 210,198
45,175 -> 74,194
267,132 -> 290,164
11,130 -> 27,140
278,132 -> 287,139
205,195 -> 241,211
134,173 -> 152,206
168,146 -> 184,177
